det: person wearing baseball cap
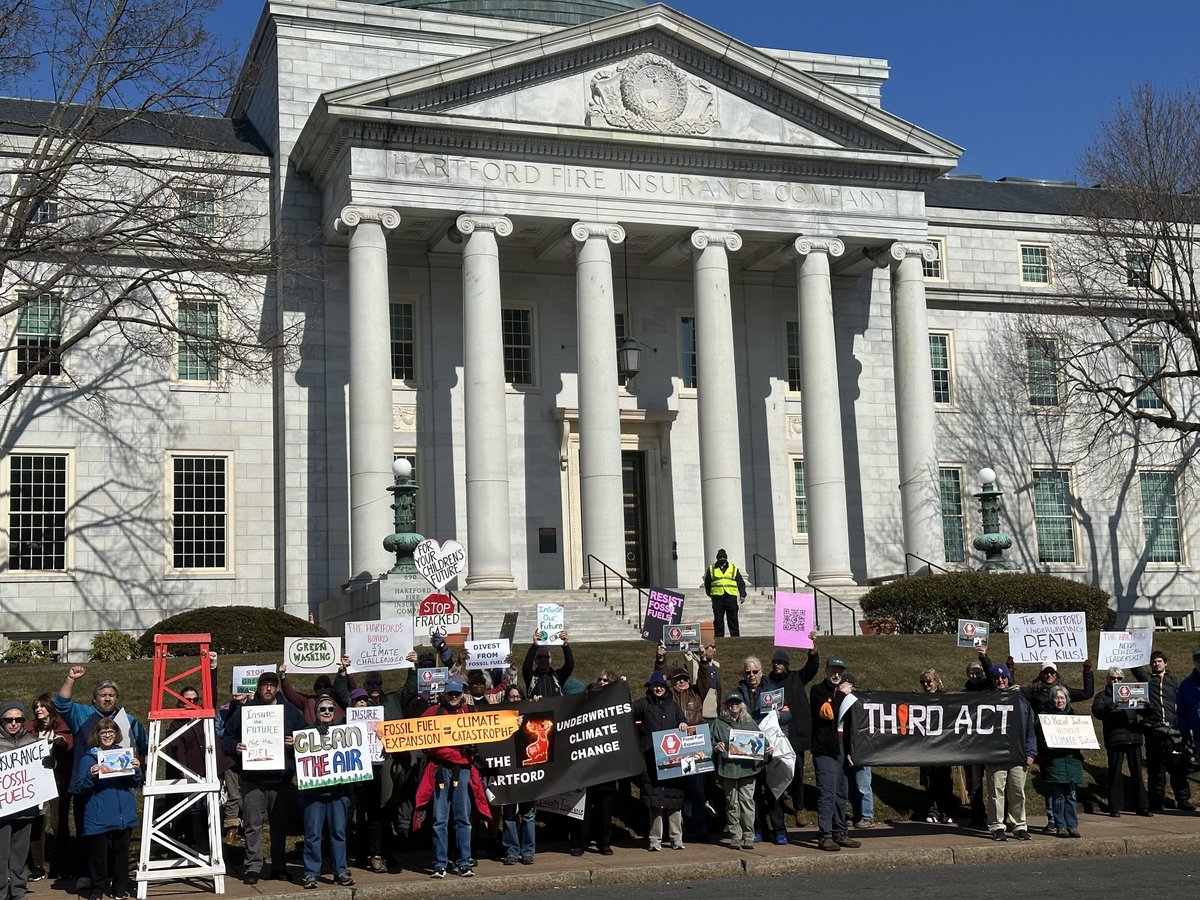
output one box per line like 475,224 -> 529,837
982,664 -> 1036,842
809,655 -> 858,851
711,692 -> 770,850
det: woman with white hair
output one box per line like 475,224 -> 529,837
1091,667 -> 1151,817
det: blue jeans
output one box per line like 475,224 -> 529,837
501,802 -> 535,859
848,765 -> 874,821
1047,783 -> 1078,830
431,765 -> 473,871
814,750 -> 848,837
300,792 -> 350,877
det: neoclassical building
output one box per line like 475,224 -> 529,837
2,0 -> 1194,656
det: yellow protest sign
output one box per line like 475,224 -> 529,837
379,709 -> 520,752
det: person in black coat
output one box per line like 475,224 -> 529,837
631,672 -> 686,850
1092,667 -> 1151,817
763,645 -> 819,833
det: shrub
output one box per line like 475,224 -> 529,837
859,572 -> 1115,635
89,630 -> 144,661
1,640 -> 54,664
139,605 -> 329,656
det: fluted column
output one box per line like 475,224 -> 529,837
336,205 -> 400,585
793,236 -> 854,585
572,221 -> 628,585
458,214 -> 515,589
689,229 -> 745,566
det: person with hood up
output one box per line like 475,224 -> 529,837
982,664 -> 1036,842
73,717 -> 142,900
1035,684 -> 1084,837
711,693 -> 770,850
1,699 -> 50,900
631,672 -> 687,851
298,697 -> 355,889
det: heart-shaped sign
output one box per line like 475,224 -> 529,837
413,538 -> 467,590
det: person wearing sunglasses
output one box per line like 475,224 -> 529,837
298,698 -> 355,889
1,699 -> 47,900
809,655 -> 860,852
916,669 -> 956,825
1091,667 -> 1151,818
24,692 -> 72,882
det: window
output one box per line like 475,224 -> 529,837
15,176 -> 57,224
679,315 -> 697,390
14,294 -> 62,377
1032,469 -> 1076,563
1154,612 -> 1194,632
1020,244 -> 1050,285
179,189 -> 215,235
939,467 -> 966,563
923,238 -> 945,280
171,456 -> 228,570
1132,341 -> 1165,410
1,633 -> 65,662
929,332 -> 953,405
1026,336 -> 1060,407
1140,472 -> 1182,563
6,453 -> 68,570
1126,251 -> 1152,288
177,298 -> 219,383
390,301 -> 415,382
501,306 -> 535,386
785,321 -> 801,392
791,458 -> 807,537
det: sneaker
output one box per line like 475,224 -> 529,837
1014,829 -> 1031,841
816,834 -> 840,852
670,842 -> 685,850
990,830 -> 1007,842
752,832 -> 762,843
940,815 -> 955,825
924,815 -> 938,824
458,867 -> 475,878
648,844 -> 661,851
367,856 -> 387,874
741,839 -> 754,850
430,869 -> 445,879
302,875 -> 318,890
27,867 -> 45,882
1066,829 -> 1081,839
503,857 -> 518,866
835,835 -> 861,849
855,819 -> 876,829
520,856 -> 534,865
774,833 -> 789,845
335,871 -> 355,886
728,840 -> 742,851
1055,828 -> 1068,838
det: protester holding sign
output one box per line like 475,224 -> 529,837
983,664 -> 1036,842
711,693 -> 768,850
1,699 -> 48,900
765,644 -> 820,831
522,631 -> 574,700
297,699 -> 356,890
632,672 -> 687,850
74,718 -> 142,900
280,665 -> 344,725
1091,668 -> 1151,817
1022,660 -> 1095,715
653,642 -> 712,842
1131,650 -> 1194,812
1035,686 -> 1084,837
24,693 -> 72,882
567,674 -> 622,858
962,647 -> 995,826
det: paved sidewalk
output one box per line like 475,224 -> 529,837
29,809 -> 1200,900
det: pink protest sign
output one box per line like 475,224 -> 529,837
774,591 -> 816,648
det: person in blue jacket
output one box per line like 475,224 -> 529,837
73,717 -> 142,900
982,664 -> 1037,842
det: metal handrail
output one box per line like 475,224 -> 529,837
750,553 -> 856,635
447,589 -> 475,640
904,553 -> 951,577
584,554 -> 648,626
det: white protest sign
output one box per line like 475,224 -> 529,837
536,603 -> 565,644
241,704 -> 285,771
345,618 -> 415,672
1097,629 -> 1153,670
0,741 -> 57,816
465,638 -> 510,669
294,724 -> 375,790
1006,611 -> 1087,663
1039,714 -> 1101,750
232,664 -> 277,695
284,637 -> 342,675
414,538 -> 467,590
535,788 -> 586,821
414,594 -> 461,635
346,706 -> 385,764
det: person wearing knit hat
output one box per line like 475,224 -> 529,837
1,699 -> 43,900
809,656 -> 859,852
982,663 -> 1036,842
765,638 -> 820,836
704,548 -> 747,637
632,668 -> 687,850
1091,667 -> 1151,818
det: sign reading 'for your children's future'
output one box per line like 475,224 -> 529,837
1006,612 -> 1088,663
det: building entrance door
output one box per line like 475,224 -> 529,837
622,450 -> 650,585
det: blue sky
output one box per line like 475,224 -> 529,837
214,1 -> 1199,181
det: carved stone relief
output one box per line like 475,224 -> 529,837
588,53 -> 718,135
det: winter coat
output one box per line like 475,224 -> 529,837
631,689 -> 686,809
74,746 -> 143,835
522,643 -> 575,699
1131,666 -> 1182,729
1023,668 -> 1095,715
1178,669 -> 1200,746
1035,703 -> 1084,785
27,715 -> 73,796
220,696 -> 307,784
1091,691 -> 1145,748
0,720 -> 42,822
654,654 -> 712,726
766,652 -> 820,751
54,696 -> 148,793
711,709 -> 765,780
809,680 -> 846,759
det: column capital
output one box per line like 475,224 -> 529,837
688,230 -> 742,253
456,214 -> 513,238
870,241 -> 937,268
792,235 -> 845,259
335,205 -> 400,234
571,221 -> 626,244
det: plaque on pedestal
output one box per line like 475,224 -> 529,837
380,573 -> 428,619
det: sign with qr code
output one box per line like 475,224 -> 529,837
774,591 -> 815,648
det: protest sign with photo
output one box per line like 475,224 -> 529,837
379,708 -> 520,753
1097,629 -> 1153,670
418,667 -> 448,695
1006,611 -> 1087,663
536,603 -> 565,644
294,724 -> 375,790
414,538 -> 467,590
652,723 -> 714,779
346,705 -> 385,763
1112,682 -> 1148,708
642,587 -> 684,643
97,747 -> 136,778
774,591 -> 816,649
284,637 -> 342,675
758,687 -> 785,714
662,622 -> 701,653
1039,714 -> 1101,750
232,664 -> 277,695
0,741 -> 57,816
413,594 -> 461,636
727,728 -> 766,760
345,617 -> 415,672
956,619 -> 990,650
241,704 -> 286,771
465,638 -> 510,669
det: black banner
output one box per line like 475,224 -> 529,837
478,681 -> 645,804
848,691 -> 1025,766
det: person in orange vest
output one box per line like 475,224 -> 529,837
704,549 -> 746,638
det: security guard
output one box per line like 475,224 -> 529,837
704,548 -> 747,638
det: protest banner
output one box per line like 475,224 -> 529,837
418,667 -> 448,696
465,638 -> 510,669
379,708 -> 519,753
534,788 -> 586,821
536,603 -> 565,644
652,724 -> 714,780
294,724 -> 375,790
232,664 -> 277,695
642,587 -> 684,643
284,637 -> 341,675
1097,629 -> 1153,669
848,691 -> 1025,766
662,622 -> 701,653
1006,611 -> 1087,663
774,591 -> 816,649
241,704 -> 285,771
345,617 -> 415,672
414,538 -> 467,591
414,594 -> 461,635
479,681 -> 646,805
1039,714 -> 1101,750
0,741 -> 57,816
1112,682 -> 1148,708
957,619 -> 990,650
97,747 -> 136,778
346,706 -> 385,763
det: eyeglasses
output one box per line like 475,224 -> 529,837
673,676 -> 690,682
98,729 -> 117,735
1,716 -> 24,724
365,680 -> 383,687
743,669 -> 760,675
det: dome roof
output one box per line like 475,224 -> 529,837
366,1 -> 647,27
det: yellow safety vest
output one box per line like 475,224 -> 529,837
708,563 -> 739,596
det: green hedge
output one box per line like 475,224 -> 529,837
859,572 -> 1115,634
139,606 -> 329,656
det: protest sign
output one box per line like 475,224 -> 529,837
1113,682 -> 1148,708
536,603 -> 565,644
1006,611 -> 1087,663
345,617 -> 415,672
758,687 -> 785,715
346,706 -> 385,763
0,741 -> 57,816
957,619 -> 990,650
774,592 -> 816,649
1097,629 -> 1153,669
652,724 -> 714,779
414,538 -> 467,590
379,708 -> 519,753
97,747 -> 136,778
418,667 -> 448,696
1039,714 -> 1101,750
534,789 -> 586,821
232,664 -> 277,695
642,587 -> 684,643
284,637 -> 341,675
241,705 -> 285,771
662,622 -> 701,653
479,681 -> 645,805
727,728 -> 766,760
414,594 -> 461,635
848,691 -> 1025,766
294,724 -> 375,790
465,638 -> 510,669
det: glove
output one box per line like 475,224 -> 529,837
1083,660 -> 1093,672
430,632 -> 445,650
1006,655 -> 1015,671
42,755 -> 56,769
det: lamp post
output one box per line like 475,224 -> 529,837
383,457 -> 423,574
972,466 -> 1014,571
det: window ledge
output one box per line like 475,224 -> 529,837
504,384 -> 542,395
164,571 -> 237,580
170,382 -> 228,393
0,572 -> 75,583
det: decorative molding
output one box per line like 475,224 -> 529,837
334,205 -> 400,233
393,404 -> 417,431
455,214 -> 513,238
571,221 -> 626,244
872,241 -> 937,267
587,53 -> 718,136
787,415 -> 804,438
689,230 -> 742,253
792,236 -> 846,258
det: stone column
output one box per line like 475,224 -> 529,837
336,205 -> 400,585
792,236 -> 854,585
881,242 -> 942,566
458,214 -> 516,589
689,229 -> 746,566
572,221 -> 628,585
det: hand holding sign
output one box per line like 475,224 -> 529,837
414,538 -> 467,590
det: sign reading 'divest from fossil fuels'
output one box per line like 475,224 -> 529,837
1006,612 -> 1087,663
284,637 -> 341,674
642,587 -> 684,643
413,538 -> 467,590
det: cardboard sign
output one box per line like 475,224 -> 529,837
1039,713 -> 1101,750
97,747 -> 136,778
345,618 -> 415,672
1006,612 -> 1087,663
414,594 -> 461,635
499,612 -> 519,644
241,705 -> 285,771
534,788 -> 586,820
1113,682 -> 1148,708
727,728 -> 766,760
0,741 -> 58,815
284,637 -> 342,675
232,664 -> 277,695
294,724 -> 375,790
536,603 -> 565,644
345,706 -> 385,764
652,723 -> 714,779
775,591 -> 816,649
1097,629 -> 1153,669
642,587 -> 684,643
379,708 -> 520,753
465,638 -> 509,669
663,622 -> 701,653
414,538 -> 467,590
957,619 -> 990,650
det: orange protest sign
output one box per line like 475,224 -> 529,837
379,709 -> 520,752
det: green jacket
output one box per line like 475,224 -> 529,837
711,710 -> 765,780
1037,703 -> 1085,785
